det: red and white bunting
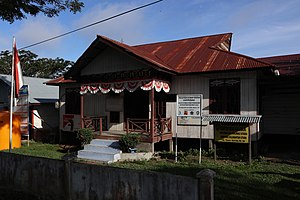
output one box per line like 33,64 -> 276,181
80,85 -> 88,95
112,82 -> 125,93
162,82 -> 170,93
80,80 -> 170,95
88,85 -> 99,94
99,83 -> 111,94
126,81 -> 141,92
140,80 -> 154,91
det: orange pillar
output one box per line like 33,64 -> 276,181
0,112 -> 21,150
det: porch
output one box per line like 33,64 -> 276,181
83,116 -> 173,143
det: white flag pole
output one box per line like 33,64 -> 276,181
9,37 -> 15,152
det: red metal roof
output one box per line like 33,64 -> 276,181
259,54 -> 300,76
135,33 -> 273,73
62,33 -> 274,83
46,76 -> 75,85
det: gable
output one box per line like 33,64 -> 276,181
80,46 -> 150,76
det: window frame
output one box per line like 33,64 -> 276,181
209,78 -> 241,114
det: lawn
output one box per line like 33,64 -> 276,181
7,141 -> 67,159
5,142 -> 300,200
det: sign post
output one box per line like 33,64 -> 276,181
176,94 -> 203,163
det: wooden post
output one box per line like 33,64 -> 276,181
99,117 -> 102,135
150,88 -> 155,143
248,124 -> 252,165
126,118 -> 129,134
214,142 -> 217,161
80,95 -> 84,128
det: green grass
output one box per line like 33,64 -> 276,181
4,143 -> 300,200
110,157 -> 300,200
6,141 -> 66,159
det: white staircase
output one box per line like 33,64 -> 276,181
77,139 -> 121,163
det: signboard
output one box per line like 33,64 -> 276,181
14,85 -> 29,136
176,94 -> 202,125
214,123 -> 249,143
62,114 -> 81,132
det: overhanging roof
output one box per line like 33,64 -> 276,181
62,33 -> 274,83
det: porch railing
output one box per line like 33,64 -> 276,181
126,117 -> 172,139
83,116 -> 107,135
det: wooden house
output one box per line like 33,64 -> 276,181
48,33 -> 277,151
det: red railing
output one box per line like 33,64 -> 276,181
126,118 -> 172,139
83,116 -> 107,135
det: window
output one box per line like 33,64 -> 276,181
209,78 -> 240,114
65,88 -> 80,114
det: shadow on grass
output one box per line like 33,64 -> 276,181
115,159 -> 300,200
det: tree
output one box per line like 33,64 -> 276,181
0,0 -> 84,23
0,49 -> 73,78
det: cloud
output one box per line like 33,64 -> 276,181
14,17 -> 67,56
227,0 -> 296,29
73,1 -> 148,45
232,20 -> 300,57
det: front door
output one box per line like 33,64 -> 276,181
124,89 -> 149,120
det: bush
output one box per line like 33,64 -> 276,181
119,134 -> 140,153
76,128 -> 93,147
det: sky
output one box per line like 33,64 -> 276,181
1,0 -> 300,62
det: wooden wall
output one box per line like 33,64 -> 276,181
261,79 -> 300,136
166,71 -> 260,140
80,47 -> 149,76
59,71 -> 261,140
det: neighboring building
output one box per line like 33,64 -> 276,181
0,74 -> 59,142
48,33 -> 280,152
258,54 -> 300,141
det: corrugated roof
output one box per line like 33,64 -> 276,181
0,74 -> 58,104
135,33 -> 273,73
202,115 -> 262,123
46,76 -> 76,86
64,33 -> 274,81
259,54 -> 300,76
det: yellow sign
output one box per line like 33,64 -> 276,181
215,123 -> 249,143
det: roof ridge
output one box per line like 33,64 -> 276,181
258,53 -> 300,59
209,47 -> 276,68
96,35 -> 176,74
134,32 -> 233,47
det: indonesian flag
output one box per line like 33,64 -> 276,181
13,38 -> 24,98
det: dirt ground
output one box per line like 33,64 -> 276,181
260,138 -> 300,165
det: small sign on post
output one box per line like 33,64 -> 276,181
176,94 -> 203,163
177,94 -> 202,125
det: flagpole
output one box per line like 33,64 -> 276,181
9,37 -> 15,152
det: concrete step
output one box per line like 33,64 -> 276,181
77,150 -> 121,163
90,139 -> 120,148
77,139 -> 121,163
84,144 -> 122,154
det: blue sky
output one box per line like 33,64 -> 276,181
1,0 -> 300,61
